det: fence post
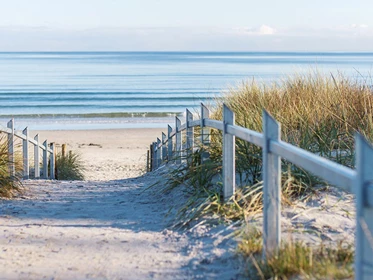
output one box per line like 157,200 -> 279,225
223,104 -> 235,202
151,142 -> 156,170
201,103 -> 210,163
157,138 -> 161,167
175,117 -> 182,164
162,132 -> 167,162
150,143 -> 153,171
43,140 -> 48,179
50,143 -> 55,179
355,133 -> 373,279
153,142 -> 156,170
262,110 -> 281,260
34,135 -> 40,178
186,109 -> 194,165
22,127 -> 29,179
168,125 -> 173,162
147,150 -> 150,172
7,119 -> 15,177
62,143 -> 66,157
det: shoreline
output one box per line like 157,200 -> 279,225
0,112 -> 184,119
1,116 -> 177,131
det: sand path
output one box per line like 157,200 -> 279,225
0,128 -> 241,279
0,174 -> 241,280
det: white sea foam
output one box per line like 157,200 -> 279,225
2,117 -> 175,131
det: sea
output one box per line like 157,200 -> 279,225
0,52 -> 373,130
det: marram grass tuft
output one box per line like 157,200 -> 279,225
56,150 -> 85,180
238,227 -> 354,279
0,135 -> 23,198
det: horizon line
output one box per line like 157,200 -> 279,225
1,50 -> 373,54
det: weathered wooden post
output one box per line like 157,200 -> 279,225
150,143 -> 154,171
50,143 -> 55,179
151,142 -> 156,171
157,138 -> 161,167
262,110 -> 281,260
162,132 -> 167,162
62,143 -> 66,157
200,103 -> 210,163
7,119 -> 15,177
43,140 -> 48,179
175,117 -> 181,164
153,142 -> 157,170
355,133 -> 373,279
34,135 -> 40,178
22,127 -> 30,179
168,125 -> 173,162
146,150 -> 150,172
223,104 -> 235,202
186,109 -> 194,165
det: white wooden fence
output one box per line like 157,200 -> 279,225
149,103 -> 373,280
1,119 -> 55,179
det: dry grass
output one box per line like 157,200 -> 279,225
151,71 -> 370,278
212,71 -> 373,165
0,135 -> 23,198
162,150 -> 314,229
238,227 -> 354,279
209,72 -> 363,279
158,72 -> 371,224
56,150 -> 85,180
201,71 -> 373,206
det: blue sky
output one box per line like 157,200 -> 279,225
0,0 -> 372,51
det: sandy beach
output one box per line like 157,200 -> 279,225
30,128 -> 167,181
0,128 -> 356,279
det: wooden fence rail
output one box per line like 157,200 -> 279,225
148,103 -> 373,280
1,119 -> 55,180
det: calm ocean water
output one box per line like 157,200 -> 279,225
0,52 -> 373,129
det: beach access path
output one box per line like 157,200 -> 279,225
0,128 -> 242,280
0,174 -> 241,280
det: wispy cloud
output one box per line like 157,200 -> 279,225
233,24 -> 277,36
258,25 -> 276,35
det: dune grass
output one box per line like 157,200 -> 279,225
0,135 -> 23,198
56,150 -> 85,180
194,71 -> 373,212
154,71 -> 372,278
161,72 -> 372,224
238,227 -> 353,279
212,71 -> 373,169
211,72 -> 368,278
